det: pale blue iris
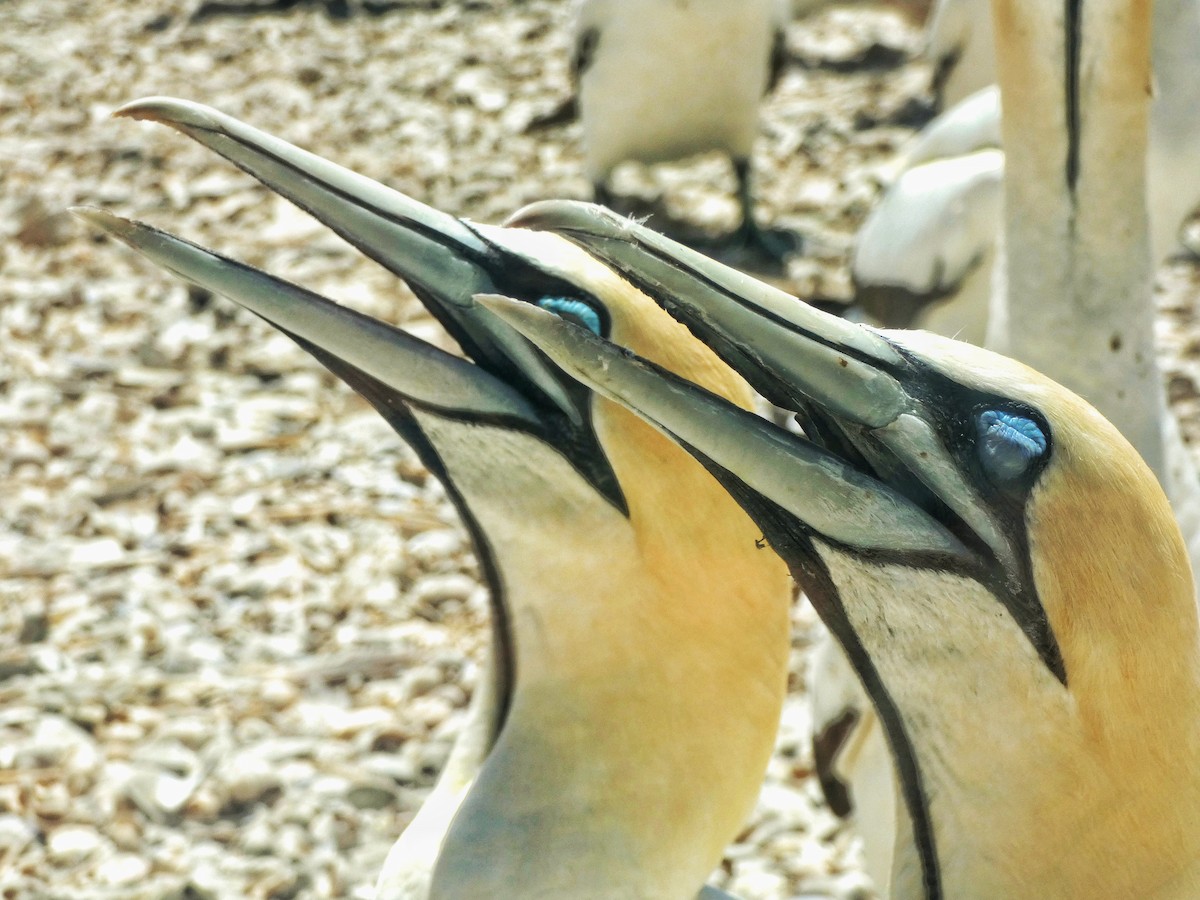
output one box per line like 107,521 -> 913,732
537,297 -> 602,336
977,410 -> 1047,481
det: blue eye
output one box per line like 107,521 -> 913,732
976,410 -> 1047,481
536,297 -> 602,336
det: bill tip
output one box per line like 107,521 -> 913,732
112,96 -> 210,129
69,206 -> 126,235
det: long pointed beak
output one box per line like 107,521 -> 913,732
114,97 -> 577,423
476,294 -> 970,561
508,200 -> 1016,574
506,200 -> 908,426
74,208 -> 540,428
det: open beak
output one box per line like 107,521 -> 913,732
111,97 -> 580,424
73,208 -> 540,430
475,293 -> 972,563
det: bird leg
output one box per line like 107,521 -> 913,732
592,179 -> 619,213
731,157 -> 802,264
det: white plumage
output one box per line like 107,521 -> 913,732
572,0 -> 788,249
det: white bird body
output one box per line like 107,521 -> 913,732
570,0 -> 795,258
902,85 -> 1001,168
865,0 -> 1200,331
925,0 -> 995,108
849,88 -> 1004,355
573,0 -> 785,183
852,144 -> 1003,346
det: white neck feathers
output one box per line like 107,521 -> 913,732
989,0 -> 1166,479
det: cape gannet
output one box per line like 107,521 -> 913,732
76,98 -> 792,899
483,198 -> 1200,899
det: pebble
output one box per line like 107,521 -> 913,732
360,751 -> 418,786
223,758 -> 284,807
67,537 -> 127,570
156,716 -> 218,751
95,853 -> 152,886
261,678 -> 301,710
14,715 -> 97,770
125,769 -> 201,820
730,865 -> 790,898
185,862 -> 225,900
411,572 -> 477,607
15,196 -> 74,248
240,817 -> 278,856
405,528 -> 463,564
0,814 -> 37,856
46,826 -> 106,865
404,694 -> 454,731
346,780 -> 398,811
31,782 -> 73,822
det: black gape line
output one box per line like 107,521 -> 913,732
676,448 -> 946,900
878,343 -> 1063,684
571,232 -> 1066,682
173,120 -> 632,516
296,338 -> 516,740
1065,0 -> 1084,194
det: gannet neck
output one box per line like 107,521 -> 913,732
989,0 -> 1165,479
426,255 -> 792,898
429,414 -> 790,897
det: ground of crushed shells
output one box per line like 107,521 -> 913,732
2,2 -> 1199,899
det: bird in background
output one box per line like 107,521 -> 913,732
569,0 -> 796,264
854,0 -> 1200,343
850,84 -> 1002,346
564,0 -> 952,271
923,0 -> 996,109
483,194 -> 1200,900
77,98 -> 793,899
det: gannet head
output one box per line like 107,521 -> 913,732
75,106 -> 790,898
484,200 -> 1200,898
